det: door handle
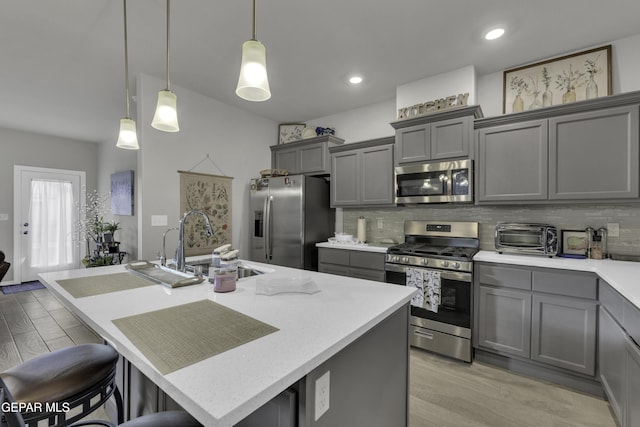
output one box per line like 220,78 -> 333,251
23,231 -> 28,235
23,222 -> 29,227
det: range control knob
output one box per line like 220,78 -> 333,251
441,260 -> 450,268
401,257 -> 409,263
451,262 -> 461,269
420,259 -> 429,266
392,256 -> 399,262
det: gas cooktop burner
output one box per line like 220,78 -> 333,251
388,243 -> 478,259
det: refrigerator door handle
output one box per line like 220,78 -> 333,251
264,195 -> 273,261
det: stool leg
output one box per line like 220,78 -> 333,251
112,385 -> 124,425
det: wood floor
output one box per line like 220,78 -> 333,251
1,287 -> 617,427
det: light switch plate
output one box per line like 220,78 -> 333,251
0,213 -> 8,221
606,223 -> 620,237
314,371 -> 330,421
151,215 -> 168,227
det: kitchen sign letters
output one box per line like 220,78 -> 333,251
397,93 -> 469,120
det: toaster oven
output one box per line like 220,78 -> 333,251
495,223 -> 558,256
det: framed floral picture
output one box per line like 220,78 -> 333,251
503,45 -> 611,114
278,123 -> 305,144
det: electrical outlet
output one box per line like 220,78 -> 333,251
0,213 -> 8,221
377,219 -> 384,229
606,223 -> 620,237
151,215 -> 168,226
314,371 -> 330,421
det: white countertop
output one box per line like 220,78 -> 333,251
475,250 -> 640,309
39,259 -> 415,427
316,242 -> 392,253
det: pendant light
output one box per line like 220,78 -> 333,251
235,0 -> 271,102
116,0 -> 139,150
151,0 -> 179,132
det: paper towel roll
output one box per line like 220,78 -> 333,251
357,217 -> 367,243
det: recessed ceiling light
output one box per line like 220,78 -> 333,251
349,75 -> 363,85
485,28 -> 505,40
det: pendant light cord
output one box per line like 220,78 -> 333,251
165,0 -> 171,91
123,0 -> 131,118
252,0 -> 257,41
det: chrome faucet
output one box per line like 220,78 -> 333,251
160,227 -> 178,266
176,209 -> 214,272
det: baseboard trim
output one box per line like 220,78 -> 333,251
474,349 -> 605,398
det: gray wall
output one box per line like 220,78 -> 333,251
135,74 -> 276,260
97,137 -> 139,260
0,128 -> 99,284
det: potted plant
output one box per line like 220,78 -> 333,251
103,221 -> 121,253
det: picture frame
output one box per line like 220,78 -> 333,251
110,170 -> 134,216
503,45 -> 611,114
561,230 -> 589,256
278,123 -> 306,144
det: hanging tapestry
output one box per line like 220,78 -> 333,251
178,171 -> 233,256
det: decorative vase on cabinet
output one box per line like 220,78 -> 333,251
512,94 -> 524,113
585,74 -> 598,99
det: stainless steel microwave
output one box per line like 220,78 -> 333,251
394,159 -> 473,204
495,223 -> 558,256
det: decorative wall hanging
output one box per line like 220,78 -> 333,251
503,45 -> 611,114
179,170 -> 233,256
278,123 -> 306,144
110,170 -> 134,215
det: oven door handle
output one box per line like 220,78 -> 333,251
384,263 -> 472,283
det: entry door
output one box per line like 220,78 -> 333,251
14,166 -> 85,283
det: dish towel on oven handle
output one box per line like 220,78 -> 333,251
405,268 -> 441,313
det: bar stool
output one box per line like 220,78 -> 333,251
0,343 -> 123,427
1,384 -> 200,427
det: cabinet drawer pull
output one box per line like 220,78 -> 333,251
414,330 -> 434,340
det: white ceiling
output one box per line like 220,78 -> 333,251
2,0 -> 639,143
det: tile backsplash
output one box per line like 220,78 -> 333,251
342,204 -> 640,256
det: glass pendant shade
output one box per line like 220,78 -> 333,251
236,39 -> 271,102
151,89 -> 179,132
116,118 -> 140,150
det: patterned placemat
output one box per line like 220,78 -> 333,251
112,299 -> 279,374
57,272 -> 156,298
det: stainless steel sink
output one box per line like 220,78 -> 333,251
184,261 -> 265,278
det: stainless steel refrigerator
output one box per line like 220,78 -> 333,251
249,175 -> 334,270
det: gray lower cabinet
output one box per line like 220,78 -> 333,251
475,263 -> 597,377
318,247 -> 386,282
531,294 -> 596,375
329,137 -> 394,207
476,120 -> 548,202
477,286 -> 531,358
598,279 -> 640,427
626,335 -> 640,427
599,306 -> 626,424
598,280 -> 640,427
271,135 -> 344,176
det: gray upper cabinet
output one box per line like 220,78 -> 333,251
271,135 -> 344,176
330,137 -> 395,207
390,105 -> 483,165
476,120 -> 548,202
475,91 -> 640,204
549,105 -> 640,200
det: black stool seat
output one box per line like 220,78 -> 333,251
0,343 -> 118,403
0,343 -> 123,427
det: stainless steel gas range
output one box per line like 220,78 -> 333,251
385,220 -> 479,362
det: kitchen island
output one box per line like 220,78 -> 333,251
39,259 -> 415,427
